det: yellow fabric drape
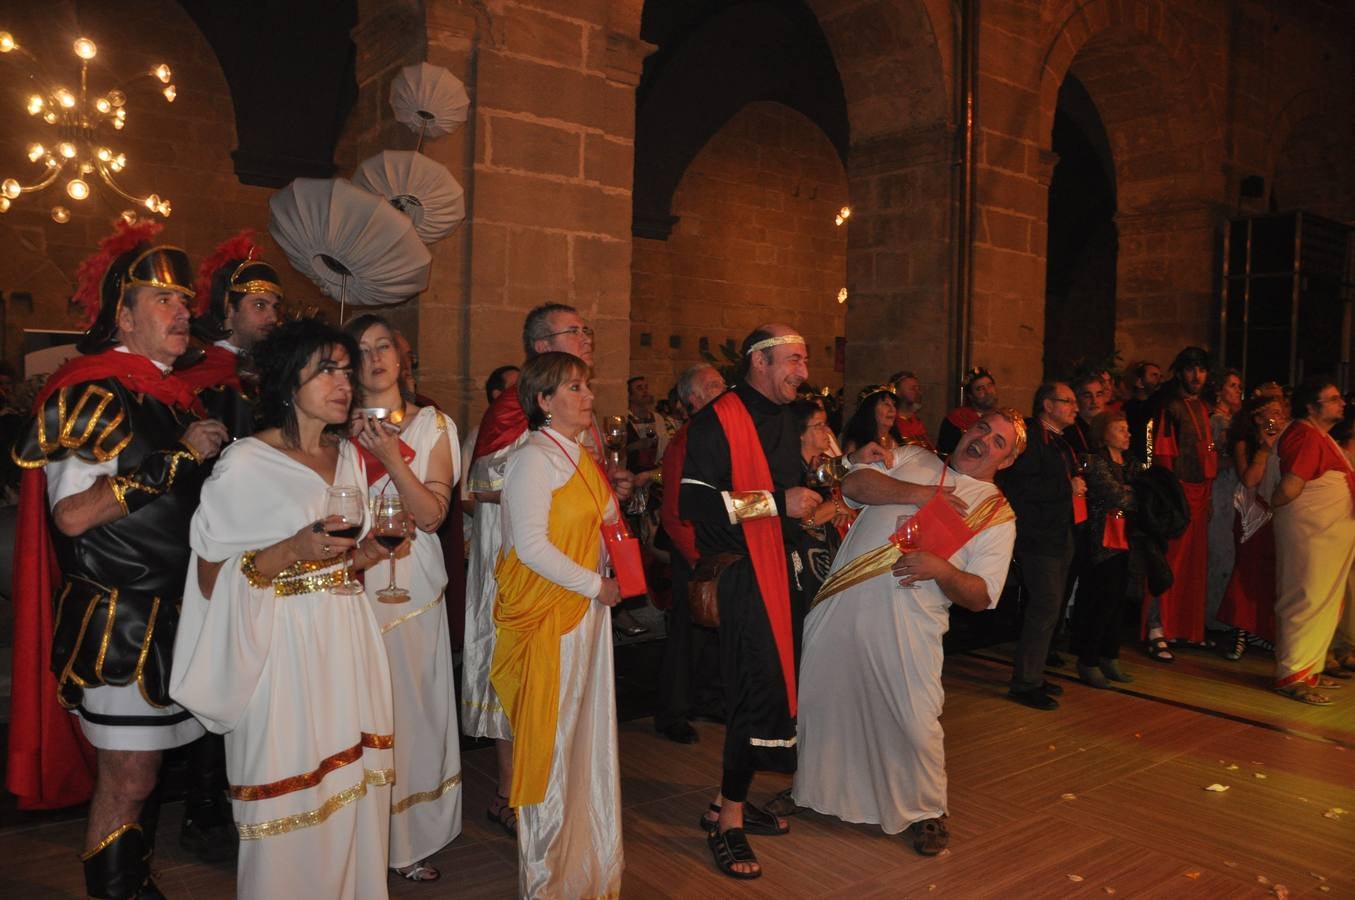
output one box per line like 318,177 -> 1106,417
491,461 -> 605,807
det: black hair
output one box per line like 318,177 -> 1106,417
254,318 -> 359,447
789,398 -> 825,436
738,327 -> 776,379
1032,382 -> 1063,418
1292,375 -> 1337,421
486,364 -> 520,403
842,389 -> 901,450
1227,394 -> 1282,461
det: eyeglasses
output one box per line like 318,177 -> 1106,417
543,326 -> 594,340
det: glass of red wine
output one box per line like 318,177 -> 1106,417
373,494 -> 410,603
324,485 -> 366,596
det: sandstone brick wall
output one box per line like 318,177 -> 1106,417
629,101 -> 847,399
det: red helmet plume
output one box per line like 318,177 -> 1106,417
72,218 -> 164,326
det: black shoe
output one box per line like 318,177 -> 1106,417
1041,680 -> 1064,696
1046,652 -> 1065,667
657,720 -> 699,744
691,710 -> 726,725
1008,687 -> 1059,710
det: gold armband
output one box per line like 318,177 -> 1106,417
725,490 -> 776,524
179,438 -> 206,465
240,550 -> 273,589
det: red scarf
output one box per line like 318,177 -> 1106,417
10,348 -> 214,810
182,345 -> 244,394
353,438 -> 417,487
472,384 -> 527,462
711,392 -> 797,717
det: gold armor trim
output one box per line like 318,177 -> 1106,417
15,385 -> 133,468
391,772 -> 462,815
92,589 -> 118,682
236,769 -> 395,840
725,490 -> 776,524
434,410 -> 447,432
272,568 -> 348,597
55,587 -> 105,708
231,279 -> 284,297
134,595 -> 169,708
79,823 -> 141,861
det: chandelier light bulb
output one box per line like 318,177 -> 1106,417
153,64 -> 171,84
73,37 -> 97,60
27,143 -> 45,162
66,178 -> 90,200
2,178 -> 20,200
115,107 -> 127,119
26,94 -> 43,115
111,153 -> 126,172
839,206 -> 852,220
837,287 -> 849,304
120,209 -> 137,223
162,84 -> 176,103
112,118 -> 125,130
0,32 -> 15,53
157,199 -> 171,217
95,97 -> 112,114
108,89 -> 126,107
143,193 -> 160,211
55,88 -> 76,109
51,205 -> 71,224
79,161 -> 94,174
96,147 -> 111,162
43,110 -> 58,125
58,142 -> 77,159
0,197 -> 9,213
45,156 -> 60,169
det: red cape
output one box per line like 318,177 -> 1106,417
9,349 -> 214,810
945,406 -> 980,432
472,384 -> 527,463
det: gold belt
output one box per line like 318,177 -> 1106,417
273,567 -> 348,597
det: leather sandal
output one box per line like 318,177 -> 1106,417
1145,638 -> 1174,662
699,801 -> 789,836
1275,685 -> 1333,706
903,816 -> 950,856
393,862 -> 440,882
486,793 -> 517,837
708,827 -> 761,879
1224,629 -> 1247,661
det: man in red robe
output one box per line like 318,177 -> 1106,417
1144,346 -> 1217,659
937,366 -> 999,458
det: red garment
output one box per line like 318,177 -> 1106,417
945,406 -> 979,433
471,384 -> 526,463
659,424 -> 698,566
891,465 -> 1005,559
1279,420 -> 1355,506
896,415 -> 935,452
711,392 -> 796,717
352,437 -> 416,487
10,348 -> 214,810
1143,480 -> 1212,642
1218,518 -> 1276,640
184,345 -> 244,392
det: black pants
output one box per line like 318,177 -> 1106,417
1011,532 -> 1075,692
1070,552 -> 1130,665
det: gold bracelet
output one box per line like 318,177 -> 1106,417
179,438 -> 206,465
240,550 -> 273,589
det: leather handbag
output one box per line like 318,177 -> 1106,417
688,552 -> 742,628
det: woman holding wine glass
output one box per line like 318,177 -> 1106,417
171,319 -> 399,899
345,313 -> 462,883
842,385 -> 904,457
492,351 -> 623,898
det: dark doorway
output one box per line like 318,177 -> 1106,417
1044,74 -> 1118,381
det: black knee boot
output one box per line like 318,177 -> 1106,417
82,823 -> 164,899
180,734 -> 238,863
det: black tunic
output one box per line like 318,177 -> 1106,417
680,382 -> 805,773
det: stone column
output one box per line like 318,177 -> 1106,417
843,124 -> 955,435
1114,201 -> 1223,370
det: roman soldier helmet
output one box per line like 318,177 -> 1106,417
191,229 -> 284,342
74,218 -> 195,354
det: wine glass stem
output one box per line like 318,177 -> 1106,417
387,552 -> 397,592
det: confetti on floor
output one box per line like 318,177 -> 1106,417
1067,874 -> 1084,883
1204,783 -> 1230,792
1184,871 -> 1202,880
1061,793 -> 1078,801
1254,773 -> 1268,779
1225,763 -> 1240,771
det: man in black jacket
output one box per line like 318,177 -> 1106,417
997,382 -> 1085,710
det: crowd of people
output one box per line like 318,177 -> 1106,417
6,218 -> 1354,898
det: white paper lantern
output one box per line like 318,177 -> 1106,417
353,150 -> 465,244
389,62 -> 469,142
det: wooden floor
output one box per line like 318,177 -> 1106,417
2,650 -> 1352,899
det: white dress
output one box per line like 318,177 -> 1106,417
793,447 -> 1015,833
364,407 -> 464,868
501,429 -> 624,899
170,439 -> 394,900
461,433 -> 523,740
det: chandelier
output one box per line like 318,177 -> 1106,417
0,30 -> 175,224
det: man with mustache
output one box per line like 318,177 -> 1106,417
794,409 -> 1022,855
10,221 -> 236,897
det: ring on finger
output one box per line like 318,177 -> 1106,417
322,543 -> 331,554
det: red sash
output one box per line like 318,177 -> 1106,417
711,392 -> 796,716
352,438 -> 416,487
472,384 -> 527,462
890,466 -> 1005,560
659,424 -> 699,566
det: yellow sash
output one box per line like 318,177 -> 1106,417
811,494 -> 1013,610
491,460 -> 605,807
